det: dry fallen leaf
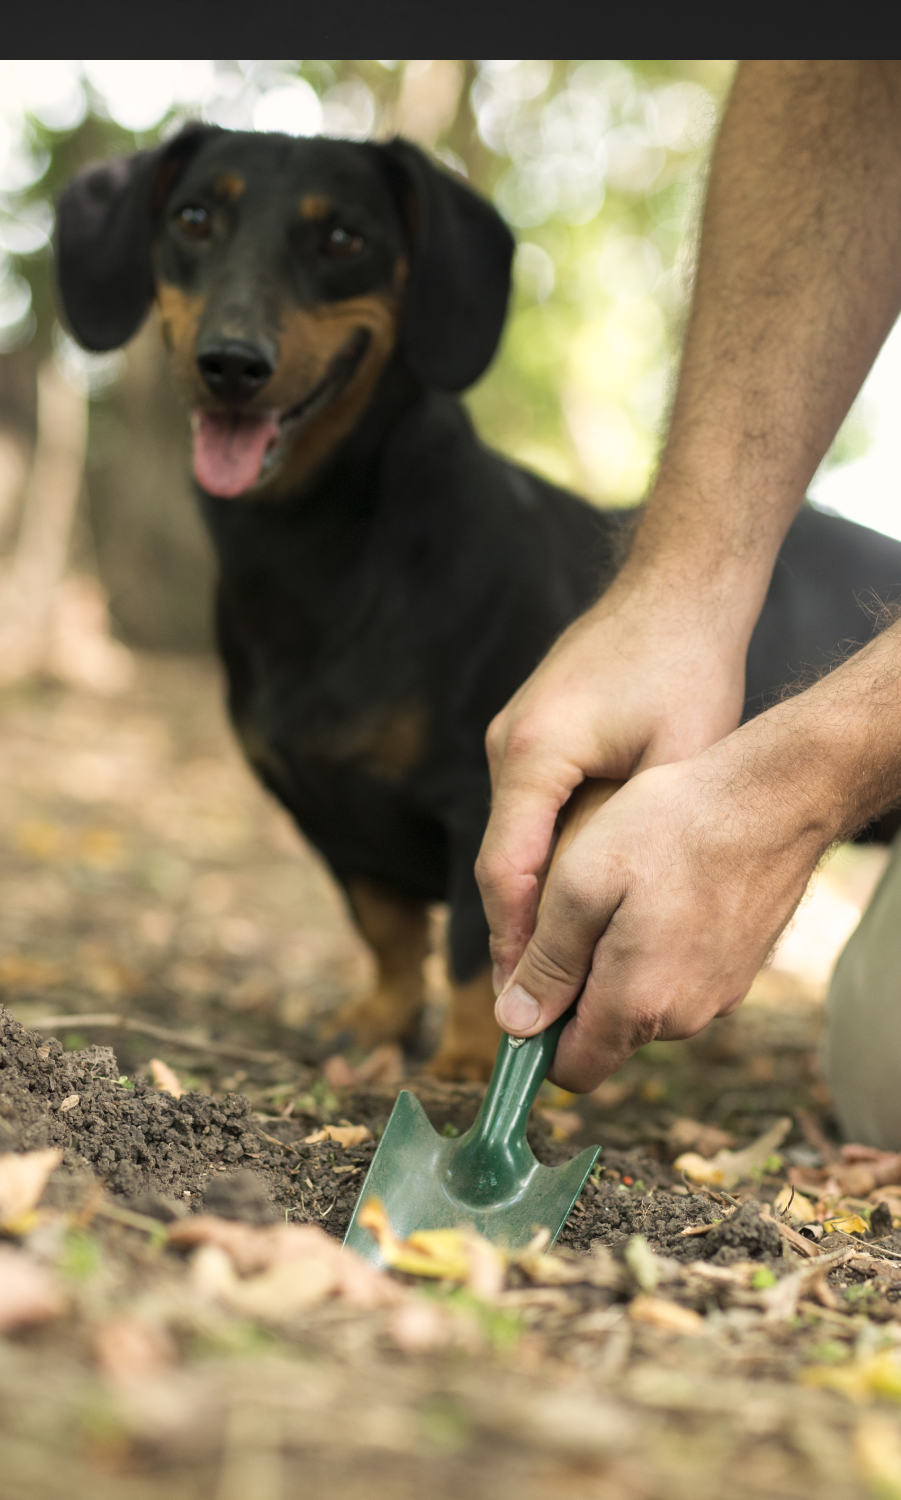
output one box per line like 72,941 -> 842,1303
322,1047 -> 404,1091
94,1315 -> 176,1386
192,1243 -> 340,1319
169,1213 -> 399,1309
358,1197 -> 506,1290
0,1148 -> 62,1234
628,1294 -> 703,1335
302,1123 -> 373,1147
805,1350 -> 901,1401
0,953 -> 65,988
149,1058 -> 185,1098
321,1055 -> 357,1089
674,1117 -> 791,1190
774,1184 -> 817,1224
823,1213 -> 869,1237
0,1246 -> 64,1330
387,1297 -> 483,1353
536,1107 -> 583,1141
356,1044 -> 404,1084
667,1118 -> 737,1160
519,1231 -> 622,1290
589,1077 -> 633,1109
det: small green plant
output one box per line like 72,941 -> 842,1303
60,1229 -> 102,1280
751,1266 -> 778,1290
310,1077 -> 340,1116
807,1339 -> 850,1365
845,1283 -> 879,1308
64,1032 -> 86,1051
116,1076 -> 134,1089
441,1121 -> 460,1138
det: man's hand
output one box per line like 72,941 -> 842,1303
476,571 -> 748,989
491,613 -> 901,1093
491,749 -> 826,1091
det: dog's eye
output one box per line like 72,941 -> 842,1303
325,226 -> 364,258
175,205 -> 211,240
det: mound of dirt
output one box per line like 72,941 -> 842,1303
0,1006 -> 257,1204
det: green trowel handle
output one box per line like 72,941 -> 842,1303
448,1005 -> 578,1205
455,778 -> 623,1187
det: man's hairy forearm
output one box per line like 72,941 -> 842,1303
628,60 -> 901,630
729,614 -> 901,846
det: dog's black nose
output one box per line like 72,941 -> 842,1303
196,339 -> 274,400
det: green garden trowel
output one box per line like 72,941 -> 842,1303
343,1005 -> 600,1266
344,780 -> 622,1266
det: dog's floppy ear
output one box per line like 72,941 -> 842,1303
55,125 -> 219,352
377,139 -> 515,392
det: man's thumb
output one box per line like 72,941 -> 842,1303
494,778 -> 623,1036
494,884 -> 598,1036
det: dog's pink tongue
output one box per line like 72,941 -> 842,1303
192,411 -> 279,497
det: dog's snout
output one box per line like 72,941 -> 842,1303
196,339 -> 275,401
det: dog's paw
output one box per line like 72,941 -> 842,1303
320,987 -> 423,1052
425,1037 -> 498,1083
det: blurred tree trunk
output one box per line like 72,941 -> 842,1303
85,313 -> 216,652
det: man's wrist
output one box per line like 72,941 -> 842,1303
709,620 -> 901,853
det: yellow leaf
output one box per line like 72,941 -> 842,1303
774,1185 -> 817,1224
823,1213 -> 868,1237
357,1198 -> 504,1286
805,1351 -> 901,1401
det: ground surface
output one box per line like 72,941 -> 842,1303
3,657 -> 901,1499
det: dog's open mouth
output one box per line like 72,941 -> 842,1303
191,329 -> 371,498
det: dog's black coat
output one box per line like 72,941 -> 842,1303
56,129 -> 901,988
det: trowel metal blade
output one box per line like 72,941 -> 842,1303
343,1089 -> 599,1269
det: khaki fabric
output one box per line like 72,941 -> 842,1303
824,833 -> 901,1149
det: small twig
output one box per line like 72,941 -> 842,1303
28,1012 -> 288,1067
320,1196 -> 337,1219
680,1216 -> 731,1238
682,1175 -> 741,1209
94,1202 -> 168,1235
778,1186 -> 796,1220
254,1128 -> 300,1155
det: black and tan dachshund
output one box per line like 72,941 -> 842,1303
55,125 -> 901,1079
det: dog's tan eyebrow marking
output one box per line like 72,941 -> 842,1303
213,174 -> 246,201
155,284 -> 206,355
299,195 -> 332,220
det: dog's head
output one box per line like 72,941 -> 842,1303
55,126 -> 514,498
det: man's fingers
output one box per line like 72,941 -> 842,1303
476,782 -> 571,983
494,849 -> 624,1035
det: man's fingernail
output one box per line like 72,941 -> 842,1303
492,964 -> 505,997
496,984 -> 541,1033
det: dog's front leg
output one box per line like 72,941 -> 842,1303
426,824 -> 502,1082
325,877 -> 430,1050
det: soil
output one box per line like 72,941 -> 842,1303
3,657 -> 901,1500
